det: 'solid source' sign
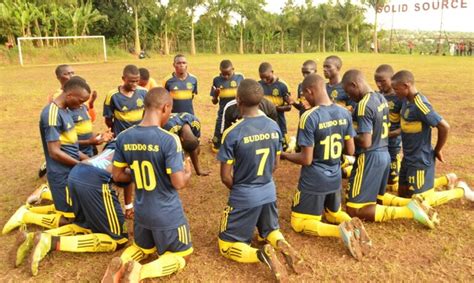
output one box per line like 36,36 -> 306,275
377,0 -> 468,13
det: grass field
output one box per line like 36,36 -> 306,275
0,53 -> 473,281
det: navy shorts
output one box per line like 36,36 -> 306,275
347,150 -> 390,208
218,202 -> 280,244
68,163 -> 127,244
48,172 -> 74,218
292,189 -> 341,216
399,160 -> 435,196
134,221 -> 193,256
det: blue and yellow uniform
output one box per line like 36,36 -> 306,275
113,125 -> 192,257
103,87 -> 147,136
384,93 -> 403,184
210,73 -> 244,147
293,104 -> 356,217
296,83 -> 308,116
347,92 -> 391,208
217,115 -> 283,244
399,93 -> 442,195
326,83 -> 356,111
39,103 -> 78,217
164,112 -> 201,139
259,79 -> 290,142
70,104 -> 94,157
163,73 -> 198,115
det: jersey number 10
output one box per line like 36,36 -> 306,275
130,160 -> 157,191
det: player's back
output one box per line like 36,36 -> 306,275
164,112 -> 201,138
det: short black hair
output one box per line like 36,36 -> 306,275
174,54 -> 186,63
145,87 -> 171,108
139,68 -> 150,80
302,60 -> 317,69
375,64 -> 394,75
220,60 -> 233,69
237,79 -> 263,107
123,64 -> 139,76
392,70 -> 415,84
55,64 -> 70,77
63,76 -> 91,93
258,62 -> 272,73
302,73 -> 324,91
341,69 -> 364,86
325,55 -> 342,69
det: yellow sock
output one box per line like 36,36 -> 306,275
342,165 -> 353,178
121,243 -> 153,262
374,204 -> 413,222
434,176 -> 448,188
218,239 -> 260,263
380,193 -> 411,206
265,229 -> 286,248
140,254 -> 185,279
324,209 -> 351,224
45,224 -> 92,236
22,211 -> 60,229
41,189 -> 53,201
58,233 -> 117,252
419,189 -> 464,207
291,213 -> 340,237
28,204 -> 56,214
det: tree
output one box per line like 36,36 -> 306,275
201,0 -> 234,55
337,0 -> 360,52
316,3 -> 333,53
234,0 -> 264,54
362,0 -> 389,53
177,0 -> 204,55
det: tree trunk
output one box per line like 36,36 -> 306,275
134,6 -> 141,54
164,24 -> 170,55
300,30 -> 304,53
34,19 -> 43,47
322,28 -> 326,53
373,9 -> 378,53
261,36 -> 265,54
318,32 -> 321,52
280,31 -> 284,53
216,25 -> 221,55
191,12 -> 196,55
345,24 -> 350,52
53,21 -> 59,47
239,24 -> 244,54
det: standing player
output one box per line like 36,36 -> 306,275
258,62 -> 292,150
210,60 -> 244,152
342,70 -> 439,229
281,74 -> 371,260
163,54 -> 198,115
103,64 -> 148,136
218,79 -> 303,281
391,70 -> 474,205
294,60 -> 317,116
138,67 -> 159,90
102,87 -> 193,282
323,55 -> 355,111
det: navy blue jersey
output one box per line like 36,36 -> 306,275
70,104 -> 94,156
210,73 -> 244,108
113,126 -> 186,230
103,87 -> 147,135
163,112 -> 201,138
218,115 -> 282,208
259,79 -> 290,134
163,73 -> 198,115
296,82 -> 308,116
353,92 -> 390,154
384,92 -> 403,132
326,83 -> 356,110
298,104 -> 356,194
39,103 -> 79,181
400,93 -> 442,167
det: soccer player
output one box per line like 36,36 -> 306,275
323,55 -> 355,111
258,62 -> 292,150
164,112 -> 209,176
390,70 -> 474,205
14,143 -> 128,276
103,64 -> 148,136
138,67 -> 159,90
102,87 -> 193,282
163,54 -> 198,115
217,79 -> 303,281
210,60 -> 244,152
294,60 -> 317,116
342,70 -> 439,229
281,74 -> 371,260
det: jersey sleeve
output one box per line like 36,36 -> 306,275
297,112 -> 317,147
103,91 -> 115,118
210,77 -> 217,97
164,134 -> 185,174
355,101 -> 374,134
217,129 -> 236,164
43,107 -> 62,143
192,77 -> 198,95
112,136 -> 128,168
414,96 -> 442,127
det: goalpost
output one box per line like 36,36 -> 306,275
17,35 -> 107,66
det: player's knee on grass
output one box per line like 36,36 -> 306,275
346,204 -> 376,222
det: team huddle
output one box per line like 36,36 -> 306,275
3,54 -> 474,282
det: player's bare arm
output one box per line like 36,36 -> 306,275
170,157 -> 192,190
354,132 -> 372,149
189,147 -> 210,176
220,162 -> 233,190
47,141 -> 80,166
434,119 -> 450,163
281,146 -> 313,166
344,138 -> 355,156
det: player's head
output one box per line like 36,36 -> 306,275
391,70 -> 415,99
301,60 -> 317,77
220,60 -> 234,80
122,64 -> 140,92
237,79 -> 263,107
301,74 -> 328,107
144,87 -> 173,126
55,64 -> 75,87
173,54 -> 187,75
341,69 -> 368,102
323,55 -> 342,79
63,76 -> 91,109
138,67 -> 150,87
258,62 -> 274,84
374,64 -> 394,94
180,123 -> 200,153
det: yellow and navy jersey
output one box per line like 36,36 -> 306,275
296,82 -> 308,116
39,103 -> 79,179
352,92 -> 389,155
143,77 -> 160,91
326,83 -> 357,110
163,73 -> 198,115
259,79 -> 290,134
217,115 -> 282,208
70,104 -> 94,156
400,93 -> 442,167
164,112 -> 201,138
384,92 -> 403,131
113,125 -> 186,229
210,73 -> 245,108
103,87 -> 147,136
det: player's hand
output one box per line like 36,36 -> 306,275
280,152 -> 289,160
89,134 -> 104,145
184,157 -> 192,173
435,150 -> 445,163
101,130 -> 114,142
213,86 -> 221,97
125,208 -> 134,219
89,90 -> 97,107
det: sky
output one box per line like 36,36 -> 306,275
264,0 -> 474,33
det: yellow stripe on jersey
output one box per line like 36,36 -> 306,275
299,106 -> 319,129
220,206 -> 233,233
352,153 -> 365,198
293,190 -> 301,206
104,89 -> 117,106
49,103 -> 59,126
221,118 -> 245,144
401,118 -> 422,133
59,129 -> 78,145
389,112 -> 401,123
65,186 -> 72,206
170,90 -> 194,100
226,160 -> 234,164
169,125 -> 181,134
219,88 -> 237,98
417,170 -> 425,189
158,127 -> 182,152
191,120 -> 201,130
264,95 -> 284,107
344,135 -> 351,140
414,95 -> 430,115
75,120 -> 93,135
357,93 -> 371,116
113,160 -> 128,168
113,108 -> 144,123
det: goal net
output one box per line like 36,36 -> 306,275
17,35 -> 107,66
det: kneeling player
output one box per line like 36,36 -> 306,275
102,87 -> 193,282
282,74 -> 371,260
217,79 -> 303,281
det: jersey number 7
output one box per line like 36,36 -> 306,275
256,148 -> 270,176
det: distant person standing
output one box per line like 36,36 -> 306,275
408,41 -> 414,55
